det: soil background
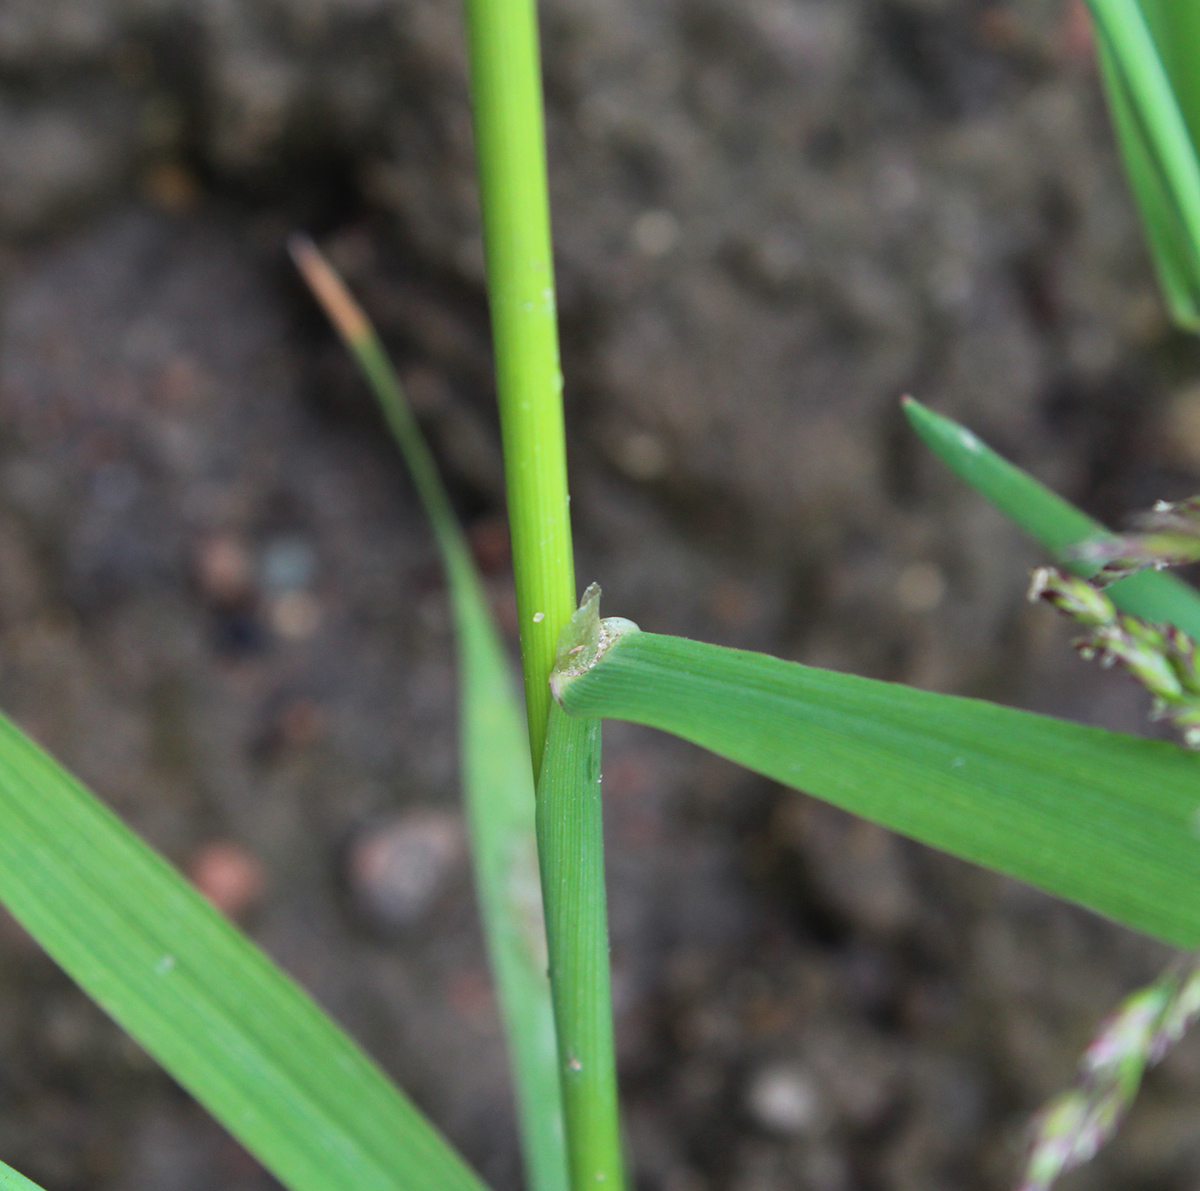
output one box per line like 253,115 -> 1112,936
0,0 -> 1198,1188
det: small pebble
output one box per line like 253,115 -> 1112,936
141,161 -> 201,213
269,591 -> 322,639
261,536 -> 317,593
896,562 -> 946,613
195,534 -> 253,605
348,810 -> 466,929
189,841 -> 266,919
615,431 -> 669,481
632,209 -> 680,257
746,1064 -> 824,1135
278,697 -> 326,746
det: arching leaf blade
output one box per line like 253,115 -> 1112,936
0,716 -> 484,1191
556,631 -> 1200,948
902,397 -> 1200,637
0,1161 -> 46,1191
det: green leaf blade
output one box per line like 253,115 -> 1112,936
0,717 -> 483,1191
1098,30 -> 1200,328
557,632 -> 1200,948
0,1161 -> 46,1191
1087,0 -> 1200,331
293,239 -> 567,1191
1139,0 -> 1200,146
902,397 -> 1200,637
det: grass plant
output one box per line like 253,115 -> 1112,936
0,1 -> 1197,1190
459,0 -> 622,1183
289,237 -> 567,1191
1089,0 -> 1200,327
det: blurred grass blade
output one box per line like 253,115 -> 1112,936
0,1162 -> 44,1191
554,631 -> 1200,948
1098,34 -> 1200,325
1137,1 -> 1200,143
902,397 -> 1200,637
292,237 -> 567,1191
537,590 -> 625,1191
0,717 -> 483,1191
1086,0 -> 1200,329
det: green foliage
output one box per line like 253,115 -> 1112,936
1032,567 -> 1200,745
0,1163 -> 44,1191
902,397 -> 1200,636
293,239 -> 567,1191
1137,1 -> 1200,142
457,1 -> 627,1183
462,0 -> 575,774
1073,495 -> 1200,583
908,384 -> 1200,1181
3,0 -> 1199,1187
0,715 -> 483,1191
1020,954 -> 1200,1191
554,627 -> 1200,947
1087,0 -> 1200,329
537,698 -> 624,1191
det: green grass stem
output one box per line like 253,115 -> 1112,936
462,0 -> 576,776
454,9 -> 628,1184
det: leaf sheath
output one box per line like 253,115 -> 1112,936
537,705 -> 625,1191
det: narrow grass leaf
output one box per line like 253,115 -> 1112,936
1086,0 -> 1200,329
0,716 -> 483,1191
555,631 -> 1200,948
1097,33 -> 1200,325
902,397 -> 1200,638
537,594 -> 624,1190
293,239 -> 567,1191
0,1162 -> 45,1191
1137,1 -> 1200,145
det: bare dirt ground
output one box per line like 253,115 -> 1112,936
0,1 -> 1199,1188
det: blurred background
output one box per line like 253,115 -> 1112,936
0,0 -> 1197,1187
